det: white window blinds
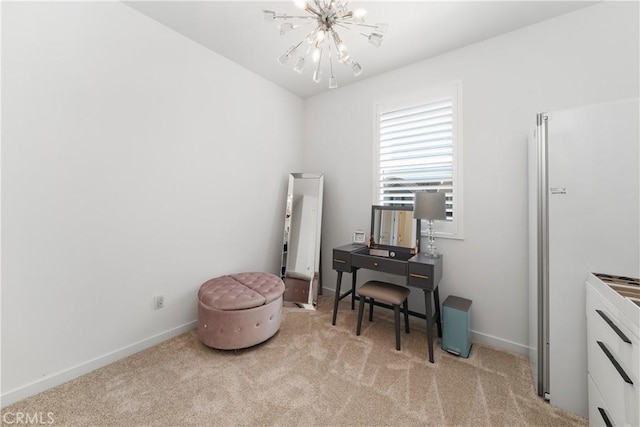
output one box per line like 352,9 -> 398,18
377,97 -> 454,219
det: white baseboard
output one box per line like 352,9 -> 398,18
1,321 -> 197,408
470,329 -> 530,356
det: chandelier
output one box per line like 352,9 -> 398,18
262,1 -> 388,89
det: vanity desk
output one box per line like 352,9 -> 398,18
332,244 -> 444,363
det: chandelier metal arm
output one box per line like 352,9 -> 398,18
305,2 -> 322,17
336,21 -> 380,30
282,25 -> 322,59
304,25 -> 323,46
274,14 -> 315,20
333,22 -> 372,37
328,43 -> 334,74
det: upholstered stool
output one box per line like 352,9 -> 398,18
356,280 -> 411,350
197,272 -> 285,350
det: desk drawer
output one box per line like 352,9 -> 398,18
333,249 -> 353,272
352,253 -> 407,276
408,262 -> 435,291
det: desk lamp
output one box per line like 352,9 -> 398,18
414,191 -> 446,257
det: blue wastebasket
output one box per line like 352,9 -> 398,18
442,295 -> 472,358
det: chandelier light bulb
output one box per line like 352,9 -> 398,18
316,29 -> 325,42
278,45 -> 298,65
293,0 -> 308,9
338,49 -> 350,63
329,75 -> 338,89
312,46 -> 321,62
353,9 -> 367,18
368,33 -> 384,47
353,8 -> 367,24
331,31 -> 346,52
313,70 -> 322,83
278,53 -> 291,65
352,62 -> 363,77
294,57 -> 306,73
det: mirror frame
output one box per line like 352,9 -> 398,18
369,205 -> 421,255
280,173 -> 324,310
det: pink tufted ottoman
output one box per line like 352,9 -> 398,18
197,272 -> 285,350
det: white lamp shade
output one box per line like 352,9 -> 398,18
414,192 -> 446,220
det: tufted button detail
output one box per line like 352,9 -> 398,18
229,272 -> 285,304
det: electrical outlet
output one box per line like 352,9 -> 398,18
154,295 -> 165,310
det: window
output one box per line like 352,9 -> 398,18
374,83 -> 463,239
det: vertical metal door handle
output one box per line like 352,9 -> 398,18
596,309 -> 632,343
597,341 -> 633,384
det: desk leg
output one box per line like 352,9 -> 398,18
332,271 -> 343,326
434,286 -> 442,338
351,270 -> 357,310
423,289 -> 435,363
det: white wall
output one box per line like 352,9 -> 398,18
1,2 -> 303,405
305,2 -> 639,353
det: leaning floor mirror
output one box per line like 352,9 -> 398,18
280,173 -> 324,310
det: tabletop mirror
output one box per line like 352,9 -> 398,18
280,173 -> 324,310
368,205 -> 420,261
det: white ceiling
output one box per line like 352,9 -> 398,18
124,1 -> 596,98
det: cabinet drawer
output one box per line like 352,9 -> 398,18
352,253 -> 407,276
589,374 -> 618,427
587,336 -> 639,426
587,286 -> 640,381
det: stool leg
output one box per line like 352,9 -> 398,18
394,304 -> 401,350
351,272 -> 357,310
356,295 -> 365,336
369,298 -> 374,321
403,299 -> 410,333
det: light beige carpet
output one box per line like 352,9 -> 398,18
2,295 -> 587,426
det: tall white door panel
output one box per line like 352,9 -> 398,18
547,99 -> 639,417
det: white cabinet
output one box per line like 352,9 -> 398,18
586,274 -> 640,426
